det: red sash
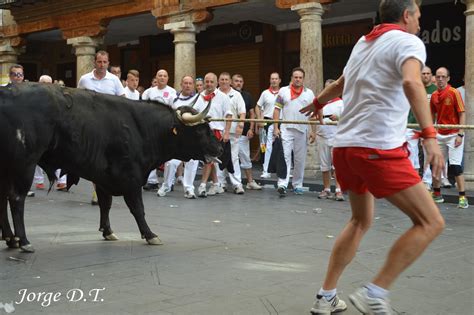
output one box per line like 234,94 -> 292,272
365,23 -> 406,42
290,84 -> 303,100
203,92 -> 215,102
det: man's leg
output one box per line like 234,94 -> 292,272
371,182 -> 444,289
322,191 -> 375,290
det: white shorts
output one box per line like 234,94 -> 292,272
437,133 -> 464,166
317,136 -> 334,172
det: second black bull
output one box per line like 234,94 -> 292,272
0,83 -> 223,252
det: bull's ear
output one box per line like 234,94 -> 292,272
172,127 -> 178,135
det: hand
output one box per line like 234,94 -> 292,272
257,122 -> 265,129
300,103 -> 315,117
423,138 -> 444,181
247,129 -> 254,139
273,128 -> 280,139
223,131 -> 230,142
235,124 -> 244,137
329,114 -> 338,121
309,131 -> 316,144
455,135 -> 463,147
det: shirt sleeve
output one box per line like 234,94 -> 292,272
275,93 -> 284,109
114,77 -> 126,96
453,89 -> 465,113
395,34 -> 426,76
257,92 -> 265,109
236,93 -> 246,115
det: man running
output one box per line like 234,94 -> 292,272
301,1 -> 445,314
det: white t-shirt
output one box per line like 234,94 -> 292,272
142,85 -> 177,107
172,93 -> 197,110
318,98 -> 344,139
219,87 -> 246,133
124,86 -> 140,100
194,89 -> 233,131
275,85 -> 315,134
77,70 -> 125,96
334,30 -> 426,150
257,89 -> 279,119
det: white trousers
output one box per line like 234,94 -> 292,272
277,128 -> 307,189
34,167 -> 66,184
161,159 -> 199,192
238,135 -> 252,169
217,134 -> 242,188
147,170 -> 159,184
262,124 -> 274,173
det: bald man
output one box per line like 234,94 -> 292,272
142,69 -> 177,191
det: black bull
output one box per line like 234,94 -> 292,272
0,83 -> 222,252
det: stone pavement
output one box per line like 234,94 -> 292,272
0,178 -> 473,315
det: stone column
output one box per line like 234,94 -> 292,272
66,36 -> 103,84
463,0 -> 474,188
164,20 -> 199,90
292,2 -> 325,176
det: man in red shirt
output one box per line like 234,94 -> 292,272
430,67 -> 468,208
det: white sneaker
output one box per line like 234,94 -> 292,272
246,180 -> 262,190
198,184 -> 207,198
184,190 -> 196,199
260,172 -> 271,179
157,185 -> 171,197
208,183 -> 224,196
234,185 -> 245,194
441,178 -> 452,188
310,294 -> 347,315
423,182 -> 432,191
349,287 -> 392,315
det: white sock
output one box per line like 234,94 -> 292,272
324,188 -> 331,192
335,188 -> 341,193
318,288 -> 336,300
365,282 -> 389,299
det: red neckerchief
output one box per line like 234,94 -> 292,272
268,87 -> 280,95
431,84 -> 451,105
365,23 -> 406,42
203,91 -> 215,102
326,97 -> 342,104
290,84 -> 303,100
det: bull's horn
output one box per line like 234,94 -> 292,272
177,96 -> 212,126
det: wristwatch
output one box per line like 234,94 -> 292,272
457,133 -> 464,138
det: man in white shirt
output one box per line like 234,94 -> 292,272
195,73 -> 233,198
77,51 -> 125,97
217,72 -> 246,194
317,79 -> 345,201
77,50 -> 125,204
157,75 -> 200,199
141,69 -> 177,191
300,1 -> 445,313
273,67 -> 315,197
256,72 -> 281,179
124,70 -> 140,101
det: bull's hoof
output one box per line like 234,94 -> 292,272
146,236 -> 163,245
20,244 -> 35,253
104,233 -> 119,241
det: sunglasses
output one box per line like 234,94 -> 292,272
10,72 -> 24,78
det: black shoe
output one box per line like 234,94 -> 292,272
143,183 -> 159,191
277,186 -> 287,197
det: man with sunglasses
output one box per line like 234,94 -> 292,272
4,64 -> 25,85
